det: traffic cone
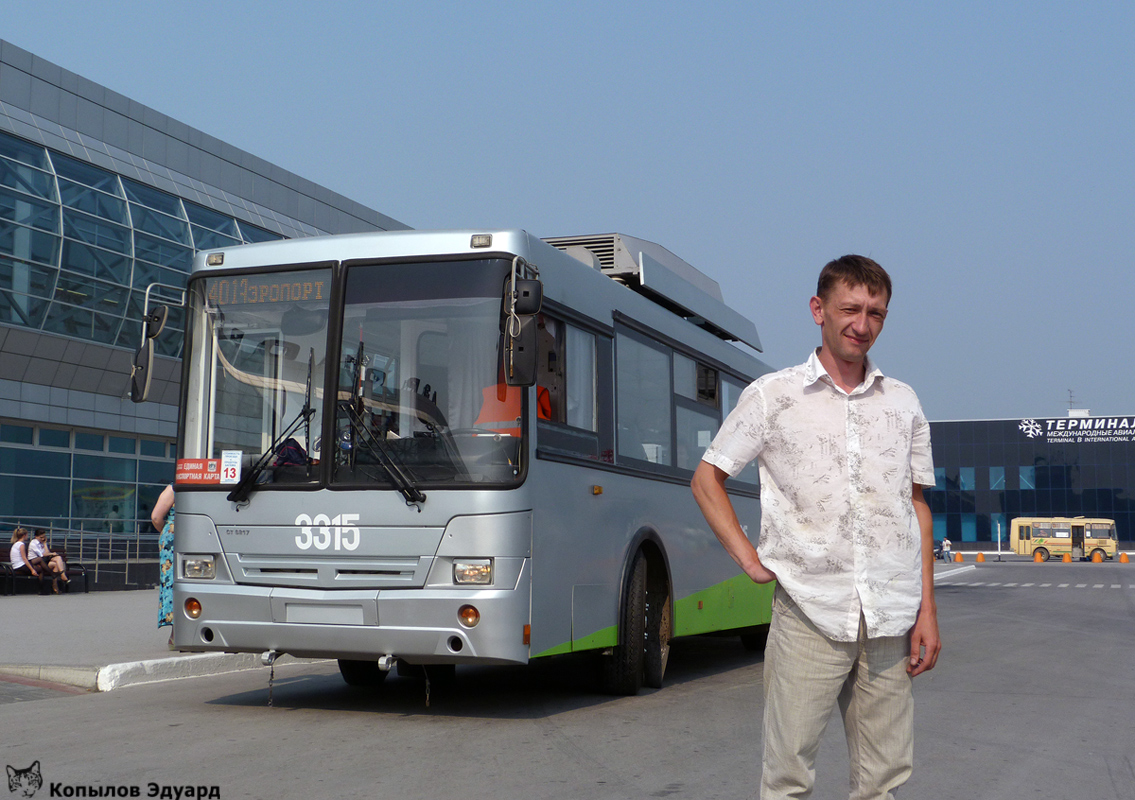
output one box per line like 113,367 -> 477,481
954,552 -> 963,562
1120,552 -> 1130,563
975,552 -> 986,563
1034,551 -> 1044,562
1062,553 -> 1071,563
1091,550 -> 1103,563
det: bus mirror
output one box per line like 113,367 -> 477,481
144,305 -> 168,340
505,315 -> 538,386
512,279 -> 543,316
130,339 -> 154,403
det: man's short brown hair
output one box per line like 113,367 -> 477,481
816,255 -> 892,305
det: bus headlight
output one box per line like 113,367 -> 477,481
182,555 -> 216,580
453,558 -> 493,585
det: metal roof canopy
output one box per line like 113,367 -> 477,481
543,233 -> 762,352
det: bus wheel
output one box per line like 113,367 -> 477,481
338,659 -> 387,687
1034,548 -> 1050,562
643,572 -> 672,689
600,552 -> 646,696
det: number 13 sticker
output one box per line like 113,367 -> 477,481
221,450 -> 242,484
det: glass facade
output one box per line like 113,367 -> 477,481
0,421 -> 174,532
0,129 -> 283,359
925,416 -> 1135,545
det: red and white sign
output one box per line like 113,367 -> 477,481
176,458 -> 222,484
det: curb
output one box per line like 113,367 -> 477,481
0,653 -> 312,692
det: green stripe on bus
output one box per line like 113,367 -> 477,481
673,574 -> 775,637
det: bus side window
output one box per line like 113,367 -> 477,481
1023,526 -> 1030,541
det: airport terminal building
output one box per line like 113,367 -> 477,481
0,40 -> 407,532
925,414 -> 1135,547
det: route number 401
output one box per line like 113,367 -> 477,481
294,513 -> 361,551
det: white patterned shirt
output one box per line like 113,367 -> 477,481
702,350 -> 935,641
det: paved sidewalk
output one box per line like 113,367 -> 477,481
0,589 -> 291,692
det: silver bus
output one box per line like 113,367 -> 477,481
139,229 -> 773,694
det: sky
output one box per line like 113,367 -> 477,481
5,1 -> 1135,422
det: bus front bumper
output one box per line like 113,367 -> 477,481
171,578 -> 532,666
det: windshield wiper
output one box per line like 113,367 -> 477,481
340,336 -> 426,507
227,348 -> 316,504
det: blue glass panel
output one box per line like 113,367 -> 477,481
73,454 -> 136,481
62,209 -> 131,253
237,222 -> 284,243
191,225 -> 240,250
121,178 -> 181,216
184,202 -> 238,235
0,257 -> 58,297
0,156 -> 57,200
1020,466 -> 1036,490
61,239 -> 131,283
934,466 -> 946,489
54,272 -> 128,312
0,223 -> 61,266
38,428 -> 70,448
50,152 -> 122,195
139,439 -> 165,457
109,436 -> 135,454
138,460 -> 174,484
133,233 -> 192,271
74,432 -> 103,451
41,301 -> 122,343
129,203 -> 191,245
0,289 -> 50,327
0,191 -> 60,232
0,475 -> 71,518
961,513 -> 978,542
0,131 -> 50,169
932,513 -> 947,540
959,467 -> 975,491
0,424 -> 34,444
990,466 -> 1005,491
115,322 -> 141,351
70,479 -> 137,528
58,178 -> 128,224
0,445 -> 70,474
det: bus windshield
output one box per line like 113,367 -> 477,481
331,258 -> 523,488
181,267 -> 332,485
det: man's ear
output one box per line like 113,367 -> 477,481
809,295 -> 825,326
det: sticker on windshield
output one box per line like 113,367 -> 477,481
221,450 -> 242,484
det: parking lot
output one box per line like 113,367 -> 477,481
2,559 -> 1133,800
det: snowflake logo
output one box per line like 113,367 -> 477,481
1019,419 -> 1043,438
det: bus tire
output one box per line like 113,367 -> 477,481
338,659 -> 387,687
1034,548 -> 1049,562
643,568 -> 672,689
600,551 -> 646,696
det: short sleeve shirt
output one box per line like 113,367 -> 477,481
702,350 -> 935,641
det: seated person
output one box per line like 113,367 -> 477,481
8,528 -> 44,588
28,529 -> 68,591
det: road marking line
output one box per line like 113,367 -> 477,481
1093,584 -> 1105,589
1039,583 -> 1051,587
1021,583 -> 1035,587
1003,583 -> 1018,587
1058,584 -> 1069,588
1111,584 -> 1121,589
987,582 -> 1001,587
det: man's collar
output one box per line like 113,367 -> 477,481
804,349 -> 884,393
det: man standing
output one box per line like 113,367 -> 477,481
691,255 -> 939,799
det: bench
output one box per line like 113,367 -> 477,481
1,561 -> 89,595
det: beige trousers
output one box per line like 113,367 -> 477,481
760,587 -> 914,800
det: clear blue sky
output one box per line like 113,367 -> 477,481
6,1 -> 1135,421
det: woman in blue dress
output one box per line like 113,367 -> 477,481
150,484 -> 175,632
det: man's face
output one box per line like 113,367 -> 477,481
810,280 -> 888,364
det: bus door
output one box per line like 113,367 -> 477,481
1071,525 -> 1085,559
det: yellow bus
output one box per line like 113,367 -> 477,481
1009,517 -> 1117,562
